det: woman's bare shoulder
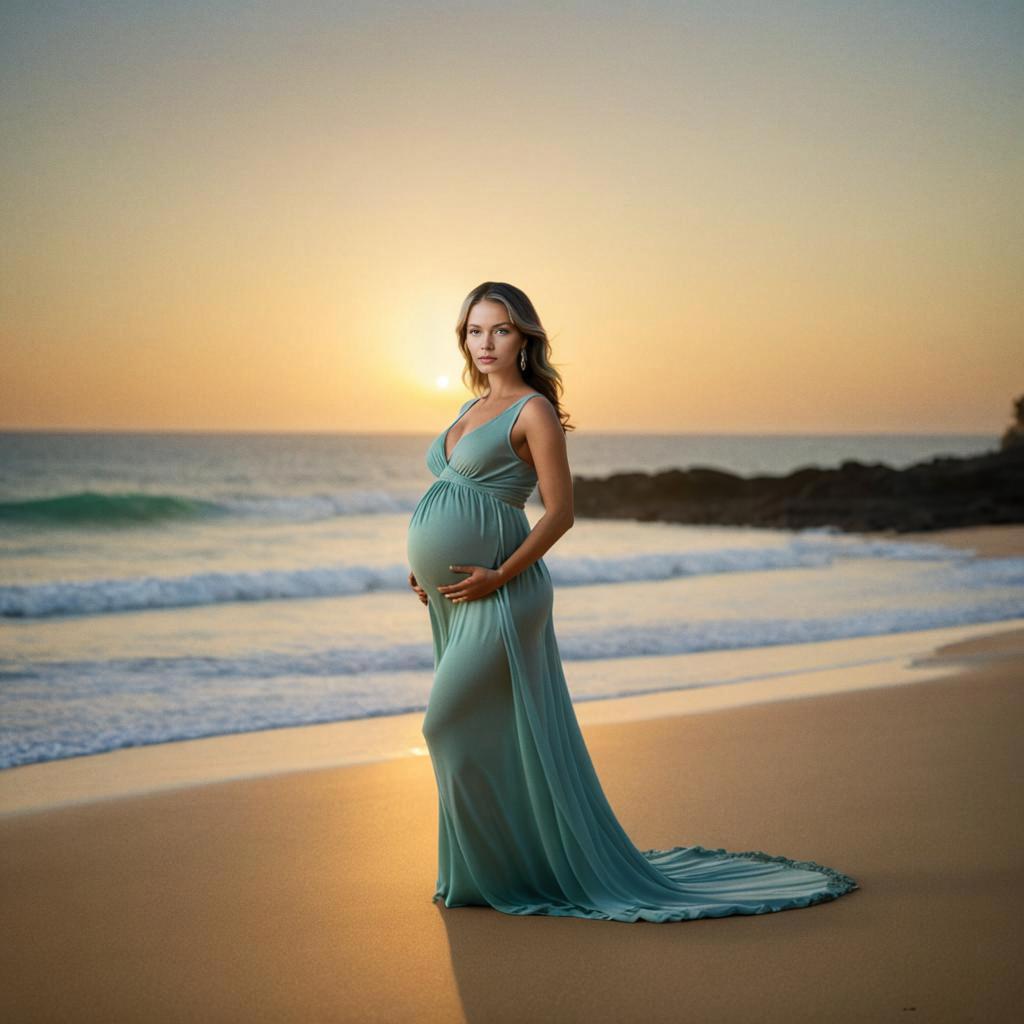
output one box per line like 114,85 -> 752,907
518,392 -> 562,430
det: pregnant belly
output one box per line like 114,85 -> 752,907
407,482 -> 501,591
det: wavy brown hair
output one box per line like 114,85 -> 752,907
455,282 -> 574,433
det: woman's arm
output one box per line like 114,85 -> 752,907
495,396 -> 574,582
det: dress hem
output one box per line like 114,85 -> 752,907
431,843 -> 860,923
642,843 -> 861,897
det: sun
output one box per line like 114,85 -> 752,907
435,375 -> 449,389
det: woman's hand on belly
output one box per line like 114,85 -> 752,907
437,565 -> 505,604
408,570 -> 429,606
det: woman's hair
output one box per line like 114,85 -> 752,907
454,282 -> 574,432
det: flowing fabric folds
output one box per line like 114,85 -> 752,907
409,393 -> 859,922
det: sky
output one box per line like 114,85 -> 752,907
1,0 -> 1020,434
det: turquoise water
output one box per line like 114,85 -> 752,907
2,429 -> 1020,770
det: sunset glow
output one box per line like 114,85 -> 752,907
1,2 -> 1019,434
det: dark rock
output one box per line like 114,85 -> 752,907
1000,393 -> 1024,450
572,441 -> 1024,534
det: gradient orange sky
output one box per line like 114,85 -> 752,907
1,1 -> 1020,434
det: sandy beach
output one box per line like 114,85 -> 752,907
2,524 -> 1022,1022
4,0 -> 1019,1016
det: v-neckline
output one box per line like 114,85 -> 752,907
442,393 -> 537,465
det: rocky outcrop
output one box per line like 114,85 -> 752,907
1000,393 -> 1024,450
572,439 -> 1024,534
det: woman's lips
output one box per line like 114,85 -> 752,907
478,357 -> 496,363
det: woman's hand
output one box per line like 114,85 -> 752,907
437,565 -> 505,604
408,570 -> 429,606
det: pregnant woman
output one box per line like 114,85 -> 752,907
406,281 -> 859,922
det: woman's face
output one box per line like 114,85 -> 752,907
465,300 -> 523,377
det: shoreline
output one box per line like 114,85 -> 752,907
2,618 -> 1020,818
860,521 -> 1024,559
2,522 -> 1023,818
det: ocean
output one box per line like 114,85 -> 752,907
2,428 -> 1021,771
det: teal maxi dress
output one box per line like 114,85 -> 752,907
406,393 -> 859,922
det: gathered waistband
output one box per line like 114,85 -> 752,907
436,466 -> 527,510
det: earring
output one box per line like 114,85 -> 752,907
519,348 -> 527,371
